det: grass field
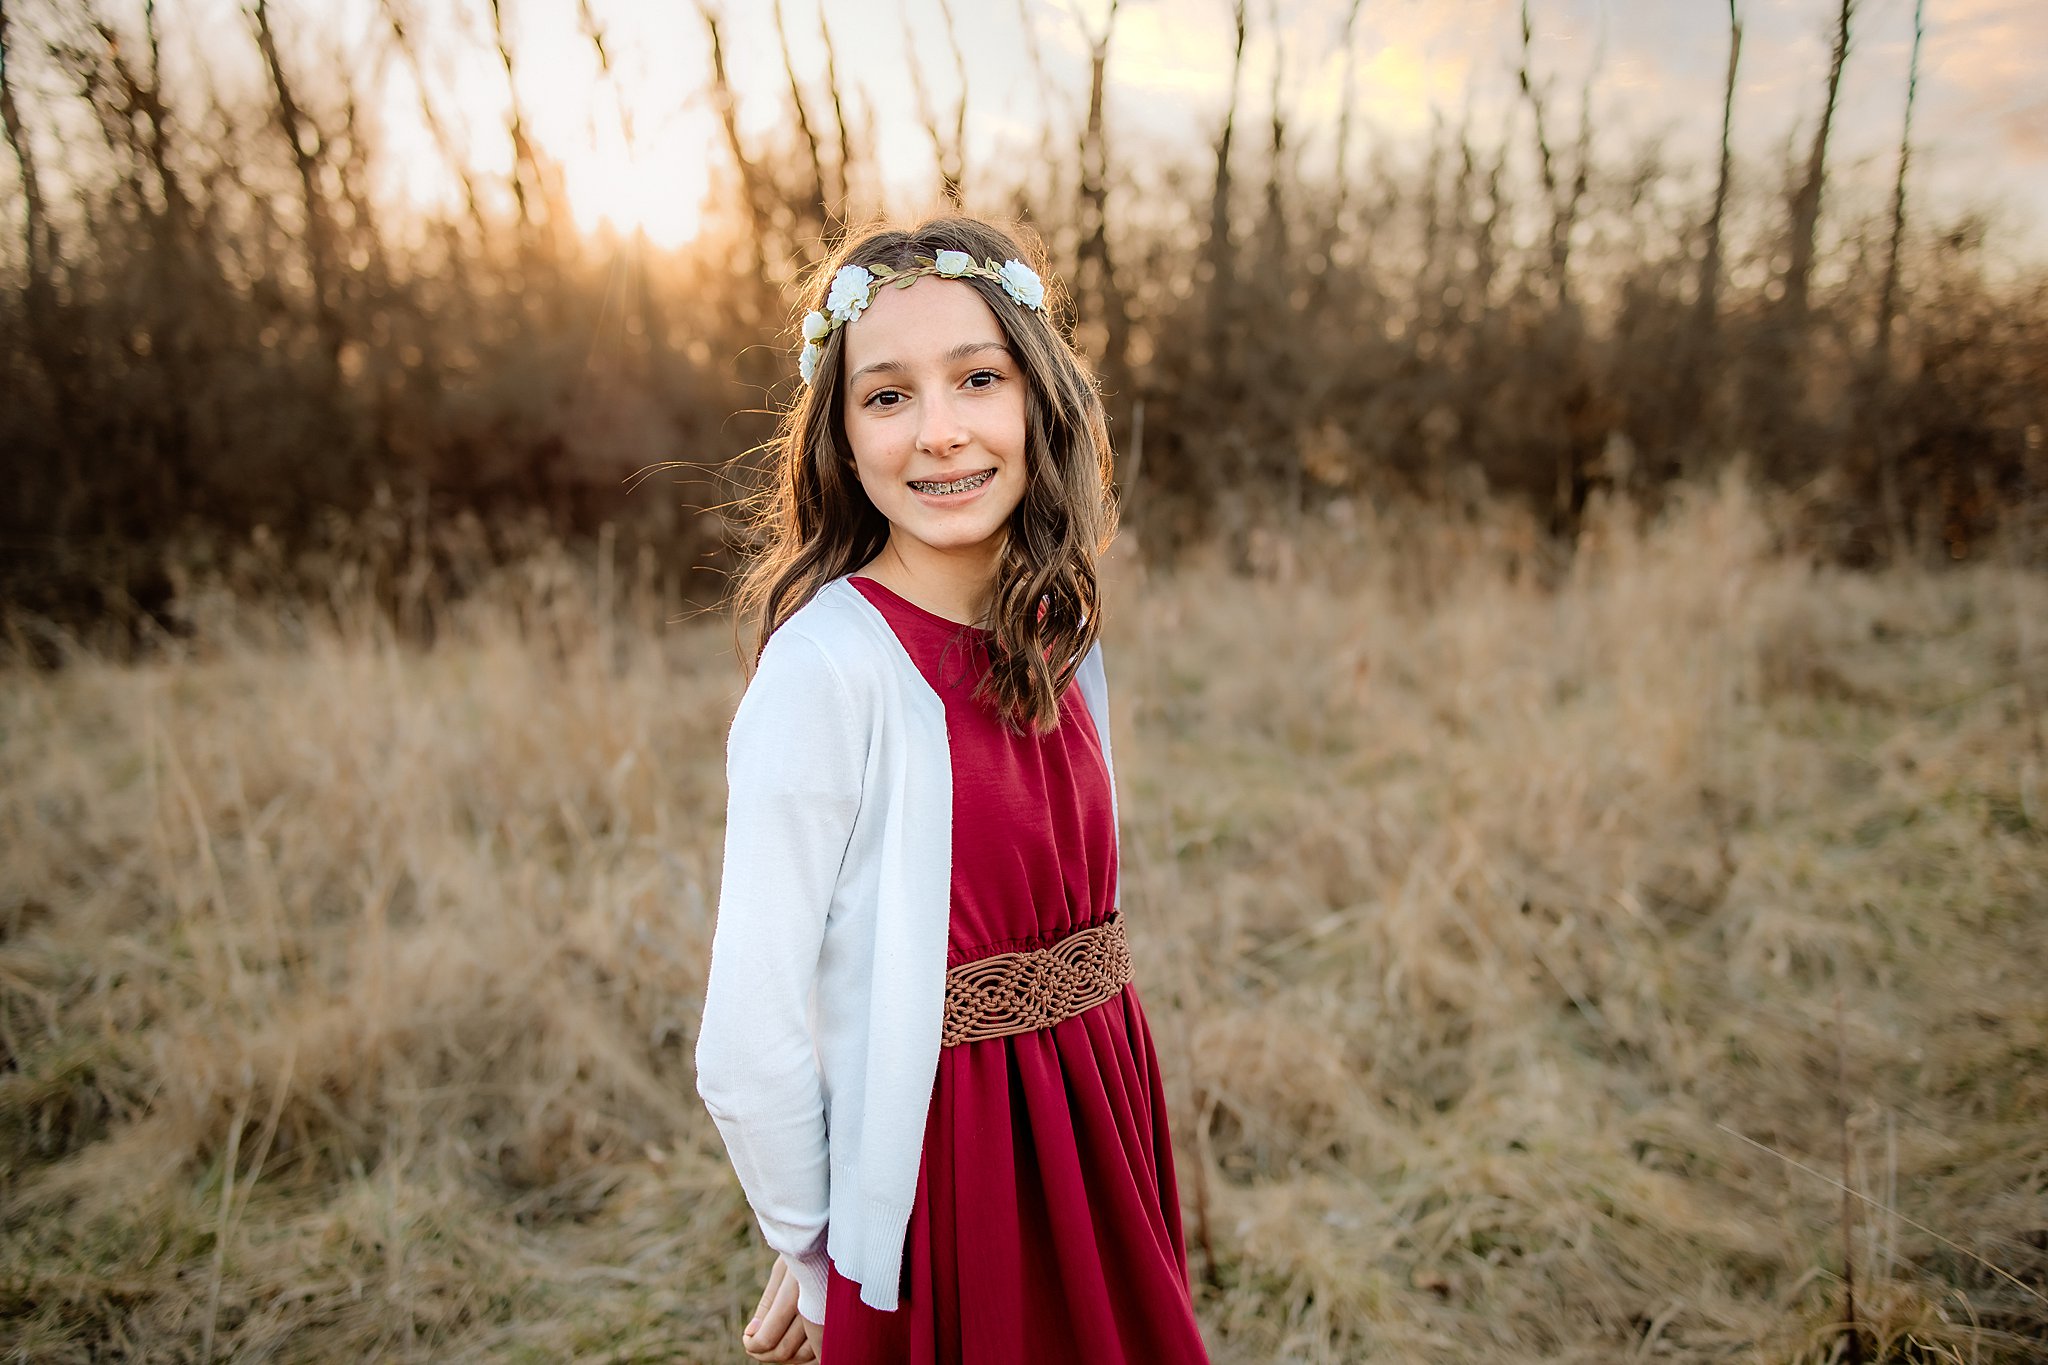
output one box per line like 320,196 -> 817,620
4,469 -> 2045,1362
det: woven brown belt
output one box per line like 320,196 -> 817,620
941,915 -> 1133,1046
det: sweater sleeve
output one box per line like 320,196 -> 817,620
1075,638 -> 1119,912
695,625 -> 864,1324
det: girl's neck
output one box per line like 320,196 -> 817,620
854,538 -> 1002,629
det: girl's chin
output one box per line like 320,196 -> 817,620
889,515 -> 1010,554
902,529 -> 1007,554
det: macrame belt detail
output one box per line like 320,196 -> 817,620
941,915 -> 1133,1047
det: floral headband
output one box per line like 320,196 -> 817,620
798,249 -> 1046,385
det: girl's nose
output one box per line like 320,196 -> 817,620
916,391 -> 970,455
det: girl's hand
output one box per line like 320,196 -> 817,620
742,1253 -> 823,1363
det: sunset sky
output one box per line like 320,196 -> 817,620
35,0 -> 2048,260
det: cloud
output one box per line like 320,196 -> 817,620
2000,98 -> 2048,161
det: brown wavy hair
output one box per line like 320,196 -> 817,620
727,213 -> 1120,736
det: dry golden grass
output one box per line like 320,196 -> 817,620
4,468 -> 2045,1363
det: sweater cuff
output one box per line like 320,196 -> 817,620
789,1246 -> 832,1326
855,1194 -> 914,1310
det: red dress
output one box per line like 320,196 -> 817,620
823,576 -> 1210,1364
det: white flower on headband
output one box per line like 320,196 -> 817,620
825,264 -> 875,323
797,253 -> 1050,387
997,259 -> 1045,310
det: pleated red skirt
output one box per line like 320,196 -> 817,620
824,577 -> 1209,1364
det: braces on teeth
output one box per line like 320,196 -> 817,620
911,471 -> 993,494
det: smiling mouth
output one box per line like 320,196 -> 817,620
907,469 -> 996,495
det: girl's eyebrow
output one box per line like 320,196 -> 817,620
848,340 -> 1011,388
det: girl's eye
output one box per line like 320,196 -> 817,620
860,370 -> 1003,409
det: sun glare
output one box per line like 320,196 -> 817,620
563,116 -> 715,250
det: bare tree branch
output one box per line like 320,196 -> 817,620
487,0 -> 565,275
901,0 -> 967,206
773,0 -> 829,241
250,0 -> 344,381
1015,0 -> 1067,188
0,0 -> 50,299
936,0 -> 968,203
1259,0 -> 1287,271
1876,0 -> 1922,366
1205,0 -> 1248,329
0,0 -> 88,473
1783,0 -> 1856,324
693,0 -> 773,284
1073,0 -> 1126,416
1697,0 -> 1741,334
1516,0 -> 1595,304
1331,0 -> 1365,226
816,0 -> 853,218
378,0 -> 487,244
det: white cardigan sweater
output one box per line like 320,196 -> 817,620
694,573 -> 1119,1321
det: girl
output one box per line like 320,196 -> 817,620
694,214 -> 1210,1364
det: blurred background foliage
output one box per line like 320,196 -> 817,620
0,0 -> 2043,654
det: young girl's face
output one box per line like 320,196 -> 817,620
838,275 -> 1028,570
